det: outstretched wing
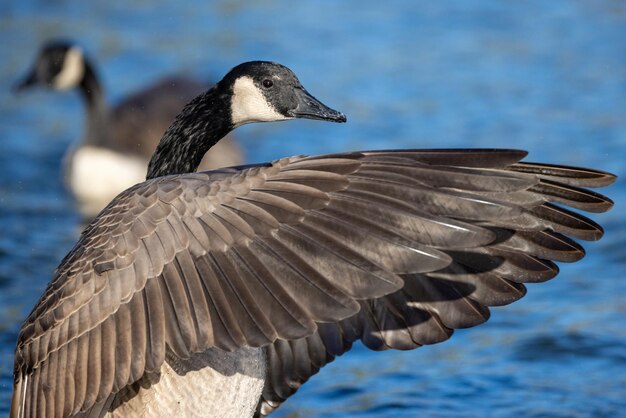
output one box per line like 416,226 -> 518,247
256,154 -> 615,417
11,149 -> 614,418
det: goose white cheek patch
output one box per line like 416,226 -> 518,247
230,76 -> 290,127
52,47 -> 85,90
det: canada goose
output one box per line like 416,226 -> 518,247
14,40 -> 243,218
10,61 -> 615,418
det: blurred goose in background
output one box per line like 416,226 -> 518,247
14,40 -> 243,218
10,61 -> 615,418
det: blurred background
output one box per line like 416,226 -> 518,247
1,0 -> 625,417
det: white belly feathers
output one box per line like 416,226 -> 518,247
108,348 -> 266,418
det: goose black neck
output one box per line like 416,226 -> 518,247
146,87 -> 233,179
78,60 -> 109,147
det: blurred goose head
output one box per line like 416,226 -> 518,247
14,40 -> 87,92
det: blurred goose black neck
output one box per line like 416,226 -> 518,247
146,87 -> 232,179
78,60 -> 103,107
79,60 -> 109,147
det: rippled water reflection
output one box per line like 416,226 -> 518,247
1,1 -> 625,416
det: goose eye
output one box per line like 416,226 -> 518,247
262,79 -> 274,88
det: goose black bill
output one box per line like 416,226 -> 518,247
288,87 -> 347,123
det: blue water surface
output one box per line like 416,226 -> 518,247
0,1 -> 625,417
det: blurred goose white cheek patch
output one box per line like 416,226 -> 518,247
52,46 -> 85,90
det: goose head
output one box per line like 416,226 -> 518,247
14,40 -> 86,92
220,61 -> 347,127
148,61 -> 346,178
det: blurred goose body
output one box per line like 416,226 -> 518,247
10,61 -> 615,418
16,40 -> 243,218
